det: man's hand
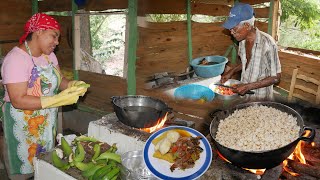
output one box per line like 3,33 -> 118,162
233,84 -> 252,95
220,64 -> 242,84
220,72 -> 233,84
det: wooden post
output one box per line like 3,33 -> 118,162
231,44 -> 237,64
72,0 -> 79,80
57,107 -> 63,134
267,0 -> 274,36
127,0 -> 138,95
32,0 -> 38,15
288,68 -> 298,102
73,15 -> 81,72
316,84 -> 320,105
187,0 -> 193,62
271,0 -> 281,41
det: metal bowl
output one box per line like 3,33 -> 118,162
209,79 -> 241,100
111,95 -> 171,128
224,79 -> 241,86
121,150 -> 157,180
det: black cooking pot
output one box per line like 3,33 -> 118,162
111,95 -> 171,128
209,101 -> 315,169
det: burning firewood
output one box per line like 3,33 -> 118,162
282,171 -> 318,180
303,150 -> 320,167
287,159 -> 320,179
301,142 -> 320,166
281,171 -> 299,180
306,159 -> 320,167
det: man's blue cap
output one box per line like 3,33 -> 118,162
223,3 -> 254,30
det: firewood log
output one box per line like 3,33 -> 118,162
297,173 -> 318,180
302,143 -> 320,152
281,171 -> 318,180
306,159 -> 320,167
281,171 -> 299,180
301,144 -> 320,166
288,159 -> 320,178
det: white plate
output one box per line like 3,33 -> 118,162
143,126 -> 212,180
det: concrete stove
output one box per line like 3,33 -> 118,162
88,113 -> 195,154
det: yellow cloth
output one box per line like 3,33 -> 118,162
40,86 -> 85,109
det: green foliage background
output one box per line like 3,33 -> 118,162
90,15 -> 125,61
279,0 -> 320,51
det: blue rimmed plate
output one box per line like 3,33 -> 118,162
143,126 -> 212,180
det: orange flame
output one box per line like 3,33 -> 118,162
217,150 -> 266,175
283,130 -> 312,176
243,168 -> 266,176
139,113 -> 168,133
217,150 -> 231,163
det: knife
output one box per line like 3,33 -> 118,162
214,84 -> 255,95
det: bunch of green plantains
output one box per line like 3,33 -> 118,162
51,135 -> 122,180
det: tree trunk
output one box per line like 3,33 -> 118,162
80,9 -> 92,55
79,10 -> 103,73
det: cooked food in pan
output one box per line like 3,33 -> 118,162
215,105 -> 300,151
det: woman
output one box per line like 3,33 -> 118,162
1,13 -> 88,179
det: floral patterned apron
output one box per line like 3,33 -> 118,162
2,54 -> 61,175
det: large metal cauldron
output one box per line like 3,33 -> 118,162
210,101 -> 315,169
111,95 -> 171,128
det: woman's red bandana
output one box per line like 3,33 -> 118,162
19,13 -> 61,44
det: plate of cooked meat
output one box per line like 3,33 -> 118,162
143,126 -> 212,180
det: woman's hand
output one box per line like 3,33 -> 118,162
68,80 -> 86,88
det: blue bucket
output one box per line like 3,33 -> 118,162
190,55 -> 228,78
174,84 -> 215,102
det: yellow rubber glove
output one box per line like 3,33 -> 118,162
68,80 -> 86,88
67,81 -> 89,96
40,86 -> 84,109
77,86 -> 88,97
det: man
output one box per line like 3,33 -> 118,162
221,3 -> 281,100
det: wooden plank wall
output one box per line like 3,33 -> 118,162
278,51 -> 320,103
78,71 -> 127,112
38,0 -> 128,12
0,1 -> 73,69
52,16 -> 73,69
0,0 -> 31,55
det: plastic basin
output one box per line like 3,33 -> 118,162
190,55 -> 228,78
174,84 -> 215,102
